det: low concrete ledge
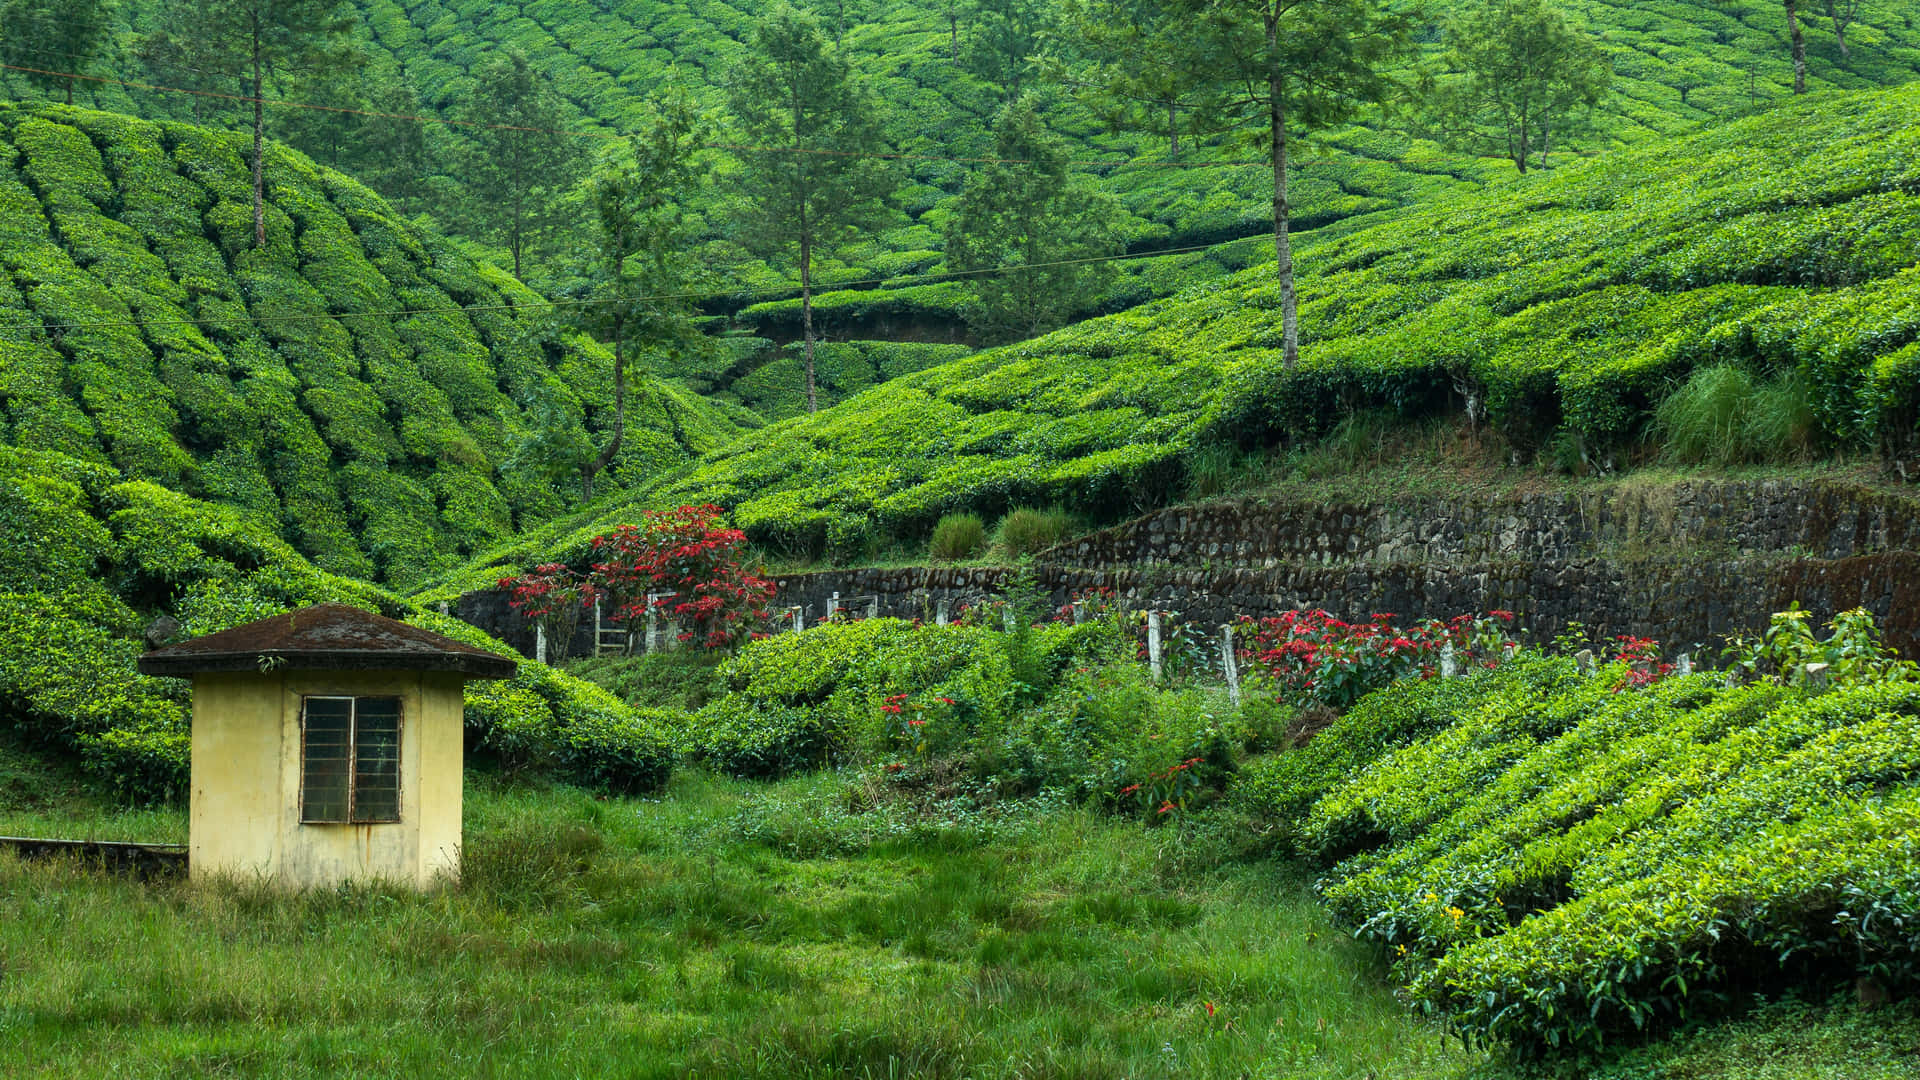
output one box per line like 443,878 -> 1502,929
0,835 -> 187,878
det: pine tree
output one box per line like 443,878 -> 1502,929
1065,0 -> 1416,369
727,5 -> 895,414
463,50 -> 580,281
579,100 -> 709,502
0,0 -> 109,106
1424,0 -> 1612,174
141,0 -> 357,249
946,97 -> 1125,344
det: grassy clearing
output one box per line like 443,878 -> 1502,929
0,770 -> 1476,1079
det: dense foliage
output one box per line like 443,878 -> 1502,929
0,102 -> 745,587
457,83 -> 1920,574
0,442 -> 675,802
1237,641 -> 1920,1053
19,0 -> 1915,361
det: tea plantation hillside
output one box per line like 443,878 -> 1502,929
452,84 -> 1920,577
19,0 -> 1920,341
0,103 -> 749,588
0,442 -> 678,807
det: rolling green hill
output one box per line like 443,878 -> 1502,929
11,0 -> 1919,373
450,83 -> 1920,578
0,102 -> 748,588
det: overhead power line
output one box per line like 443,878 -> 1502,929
0,61 -> 1278,170
0,240 -> 1249,339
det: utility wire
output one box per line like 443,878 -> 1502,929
0,60 -> 1282,170
0,240 -> 1246,338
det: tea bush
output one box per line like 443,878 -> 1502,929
1241,633 -> 1920,1054
0,103 -> 745,587
476,84 -> 1920,575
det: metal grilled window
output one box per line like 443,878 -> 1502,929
300,696 -> 401,824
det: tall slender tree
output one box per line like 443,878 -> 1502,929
946,97 -> 1126,343
0,0 -> 110,106
579,100 -> 709,502
1823,0 -> 1860,59
727,5 -> 895,413
463,50 -> 580,281
1784,0 -> 1809,93
1422,0 -> 1612,174
1065,0 -> 1416,369
964,0 -> 1053,103
141,0 -> 357,249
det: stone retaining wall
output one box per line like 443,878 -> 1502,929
457,478 -> 1920,662
1046,480 -> 1920,569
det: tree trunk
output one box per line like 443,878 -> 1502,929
801,231 -> 818,414
1785,0 -> 1807,94
1267,19 -> 1298,370
251,17 -> 266,249
582,311 -> 626,503
1830,5 -> 1851,58
950,12 -> 960,58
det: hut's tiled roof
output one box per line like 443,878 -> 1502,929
137,603 -> 517,679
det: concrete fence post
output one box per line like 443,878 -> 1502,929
936,598 -> 949,626
1440,641 -> 1457,679
535,624 -> 547,665
868,597 -> 880,621
1676,653 -> 1692,677
791,606 -> 805,634
593,598 -> 603,658
827,592 -> 840,622
1148,610 -> 1164,683
1222,625 -> 1241,707
1073,601 -> 1087,625
1574,649 -> 1594,675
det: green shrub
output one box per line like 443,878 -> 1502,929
75,718 -> 190,806
687,702 -> 843,779
1264,642 -> 1920,1054
565,652 -> 728,711
994,506 -> 1075,557
550,706 -> 676,796
928,512 -> 987,560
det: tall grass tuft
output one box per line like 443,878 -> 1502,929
994,507 -> 1075,557
1655,364 -> 1818,466
928,512 -> 987,560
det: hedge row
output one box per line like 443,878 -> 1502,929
0,444 -> 675,802
0,102 -> 744,587
1237,657 -> 1920,1052
465,83 -> 1920,580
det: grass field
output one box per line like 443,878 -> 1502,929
0,770 -> 1478,1079
4,761 -> 1916,1077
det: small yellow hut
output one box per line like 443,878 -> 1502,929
138,604 -> 516,889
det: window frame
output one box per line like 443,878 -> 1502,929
298,694 -> 403,825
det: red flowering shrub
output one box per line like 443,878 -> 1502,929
590,505 -> 777,651
498,563 -> 597,660
1609,635 -> 1674,689
1239,610 -> 1520,708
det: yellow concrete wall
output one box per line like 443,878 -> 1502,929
190,668 -> 466,890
